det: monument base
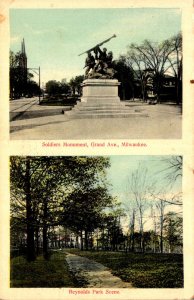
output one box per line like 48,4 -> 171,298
80,79 -> 120,103
65,79 -> 147,119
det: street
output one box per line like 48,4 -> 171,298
10,98 -> 182,139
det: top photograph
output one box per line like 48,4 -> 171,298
9,8 -> 182,140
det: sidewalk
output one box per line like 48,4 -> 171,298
10,97 -> 71,121
10,101 -> 182,139
65,252 -> 132,288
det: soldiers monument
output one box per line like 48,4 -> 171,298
66,35 -> 142,118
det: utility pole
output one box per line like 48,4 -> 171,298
39,66 -> 41,104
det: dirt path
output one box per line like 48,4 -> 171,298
65,252 -> 132,288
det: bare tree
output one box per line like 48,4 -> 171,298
150,204 -> 159,253
129,208 -> 136,251
166,32 -> 182,104
124,199 -> 137,252
150,189 -> 182,253
127,48 -> 148,101
159,156 -> 182,188
127,33 -> 182,102
128,165 -> 153,252
155,196 -> 168,253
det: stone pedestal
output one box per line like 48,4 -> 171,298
65,79 -> 147,119
80,79 -> 120,103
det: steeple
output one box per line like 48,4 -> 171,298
19,38 -> 27,70
21,38 -> 26,56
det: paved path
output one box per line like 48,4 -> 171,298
65,252 -> 132,288
10,99 -> 182,139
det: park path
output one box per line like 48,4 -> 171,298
65,252 -> 133,288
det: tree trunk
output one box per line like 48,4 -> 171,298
43,226 -> 48,258
35,227 -> 39,255
160,216 -> 164,254
141,83 -> 146,101
139,214 -> 144,252
85,230 -> 88,250
25,158 -> 36,261
131,211 -> 135,252
80,231 -> 84,251
43,199 -> 49,259
75,235 -> 79,248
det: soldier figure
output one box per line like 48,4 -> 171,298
84,52 -> 96,78
106,51 -> 113,68
96,46 -> 107,63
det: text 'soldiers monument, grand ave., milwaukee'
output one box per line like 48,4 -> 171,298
66,35 -> 142,118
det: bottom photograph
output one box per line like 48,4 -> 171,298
10,155 -> 183,288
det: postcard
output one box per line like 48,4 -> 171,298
0,0 -> 193,300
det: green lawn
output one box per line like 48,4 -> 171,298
67,249 -> 184,288
10,251 -> 76,288
10,249 -> 184,288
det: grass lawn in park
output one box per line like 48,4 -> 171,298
10,251 -> 76,288
68,249 -> 184,288
10,249 -> 183,288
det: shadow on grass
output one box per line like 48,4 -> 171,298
10,251 -> 76,288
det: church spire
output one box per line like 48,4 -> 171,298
21,38 -> 26,56
19,38 -> 27,74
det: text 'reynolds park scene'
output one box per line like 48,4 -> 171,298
10,156 -> 183,288
10,8 -> 182,139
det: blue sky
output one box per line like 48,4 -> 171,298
10,8 -> 181,85
106,155 -> 182,230
107,155 -> 182,204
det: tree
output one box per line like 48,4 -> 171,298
160,156 -> 182,188
150,189 -> 182,253
62,187 -> 112,250
155,195 -> 168,253
69,75 -> 84,95
99,201 -> 125,251
114,56 -> 135,100
10,157 -> 37,261
60,79 -> 71,95
26,80 -> 40,97
166,32 -> 182,104
123,198 -> 137,252
163,212 -> 183,253
45,80 -> 61,96
129,165 -> 152,252
126,48 -> 148,101
10,156 -> 79,260
10,50 -> 40,99
10,50 -> 25,99
127,34 -> 182,102
150,204 -> 158,252
10,156 -> 112,258
60,157 -> 112,250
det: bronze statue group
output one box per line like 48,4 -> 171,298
84,46 -> 115,79
79,34 -> 117,79
84,46 -> 116,79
